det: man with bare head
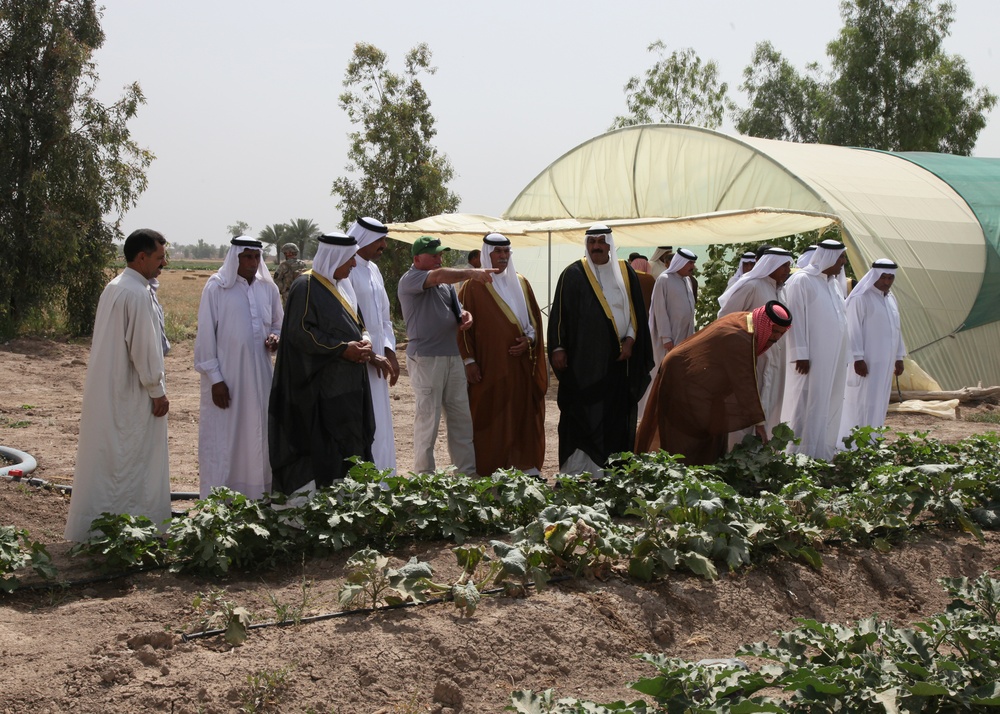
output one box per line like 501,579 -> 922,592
66,229 -> 171,542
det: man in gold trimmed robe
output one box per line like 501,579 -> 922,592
548,224 -> 653,476
636,301 -> 792,465
268,232 -> 382,494
459,233 -> 547,476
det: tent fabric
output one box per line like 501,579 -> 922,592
888,152 -> 1000,331
387,209 -> 839,250
389,125 -> 1000,389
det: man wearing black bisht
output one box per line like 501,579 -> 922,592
547,223 -> 653,477
268,232 -> 383,494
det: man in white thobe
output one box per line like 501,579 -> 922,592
640,248 -> 698,415
780,239 -> 850,461
347,216 -> 399,475
717,247 -> 794,441
839,259 -> 906,443
726,251 -> 757,288
194,237 -> 283,499
65,229 -> 171,542
648,248 -> 698,366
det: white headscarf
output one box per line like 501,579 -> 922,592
801,239 -> 846,277
347,216 -> 388,249
796,245 -> 818,269
665,248 -> 697,274
734,251 -> 756,280
717,248 -> 793,311
846,258 -> 898,307
585,224 -> 630,306
584,223 -> 632,338
481,233 -> 534,340
213,237 -> 275,289
313,232 -> 360,313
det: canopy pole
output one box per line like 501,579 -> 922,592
547,231 -> 553,310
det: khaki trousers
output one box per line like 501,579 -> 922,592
407,353 -> 476,475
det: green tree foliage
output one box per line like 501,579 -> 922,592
734,41 -> 823,143
0,0 -> 153,336
226,220 -> 251,238
824,0 -> 995,153
610,40 -> 735,130
736,0 -> 996,155
330,42 -> 460,316
282,218 -> 319,259
258,219 -> 318,263
258,223 -> 287,264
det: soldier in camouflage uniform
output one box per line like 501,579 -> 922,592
273,243 -> 308,305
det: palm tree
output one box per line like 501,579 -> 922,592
282,218 -> 321,259
258,223 -> 289,265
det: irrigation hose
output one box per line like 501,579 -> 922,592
180,576 -> 575,643
0,446 -> 37,478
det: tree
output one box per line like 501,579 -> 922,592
331,42 -> 460,315
227,220 -> 251,238
282,218 -> 320,259
611,40 -> 735,130
736,0 -> 996,155
0,0 -> 153,336
258,223 -> 287,264
733,42 -> 823,144
824,0 -> 995,153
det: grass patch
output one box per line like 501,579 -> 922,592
165,259 -> 224,271
965,410 -> 1000,425
156,269 -> 213,344
0,416 -> 31,428
238,666 -> 291,713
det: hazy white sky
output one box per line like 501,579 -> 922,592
92,0 -> 999,246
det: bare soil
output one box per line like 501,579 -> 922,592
2,333 -> 1000,713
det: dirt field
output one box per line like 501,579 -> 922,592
2,268 -> 1000,712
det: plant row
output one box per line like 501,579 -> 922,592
2,428 -> 999,592
508,572 -> 1000,713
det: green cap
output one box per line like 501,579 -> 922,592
412,235 -> 451,257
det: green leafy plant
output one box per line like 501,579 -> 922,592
238,666 -> 290,713
266,563 -> 315,626
190,589 -> 253,646
0,526 -> 56,592
167,489 -> 271,575
339,548 -> 444,610
68,512 -> 164,571
511,576 -> 1000,712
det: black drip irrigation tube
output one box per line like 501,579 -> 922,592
180,575 -> 574,643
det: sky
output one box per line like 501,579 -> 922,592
91,0 -> 1000,247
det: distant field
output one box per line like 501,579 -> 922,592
164,259 -> 224,271
155,268 -> 214,342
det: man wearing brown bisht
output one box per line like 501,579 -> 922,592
636,300 -> 792,465
459,233 -> 547,477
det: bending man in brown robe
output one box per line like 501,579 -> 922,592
459,233 -> 547,476
636,301 -> 792,465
